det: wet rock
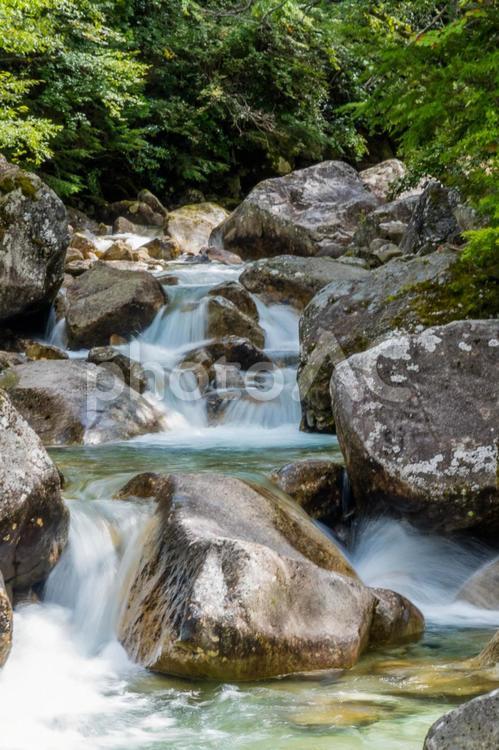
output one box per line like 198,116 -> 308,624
210,161 -> 380,260
423,689 -> 499,750
0,157 -> 68,324
360,159 -> 407,201
65,262 -> 166,349
270,459 -> 344,521
22,341 -> 67,361
400,181 -> 472,256
168,203 -> 229,255
298,249 -> 459,433
87,346 -> 147,393
331,320 -> 499,535
240,255 -> 369,309
201,246 -> 242,265
457,558 -> 499,610
142,237 -> 179,261
0,390 -> 69,589
206,296 -> 265,349
182,336 -> 271,373
0,359 -> 164,445
369,588 -> 425,644
105,199 -> 165,228
118,473 -> 422,681
0,573 -> 12,667
112,216 -> 141,234
101,240 -> 134,262
476,631 -> 499,668
115,472 -> 174,502
208,281 -> 258,321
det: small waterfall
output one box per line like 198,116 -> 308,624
44,306 -> 68,348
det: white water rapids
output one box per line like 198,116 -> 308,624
3,253 -> 498,750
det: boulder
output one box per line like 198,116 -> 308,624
23,341 -> 68,361
65,247 -> 84,265
207,281 -> 258,321
137,189 -> 168,219
200,246 -> 242,265
106,199 -> 165,227
298,249 -> 459,432
101,240 -> 134,262
0,351 -> 25,371
359,159 -> 407,201
351,195 -> 419,267
270,459 -> 344,522
0,390 -> 69,590
0,360 -> 165,445
400,181 -> 472,256
69,232 -> 98,257
423,690 -> 499,750
113,216 -> 141,234
142,237 -> 179,261
65,262 -> 166,349
168,203 -> 229,255
118,473 -> 423,680
181,336 -> 271,375
87,346 -> 147,393
457,558 -> 499,610
331,320 -> 499,535
65,259 -> 95,277
476,631 -> 499,668
0,572 -> 12,667
66,207 -> 100,234
0,157 -> 68,323
114,472 -> 174,502
210,161 -> 380,260
240,255 -> 369,309
205,296 -> 265,349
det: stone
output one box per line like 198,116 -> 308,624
118,473 -> 423,681
0,351 -> 25,371
101,240 -> 134,262
369,588 -> 425,644
240,255 -> 369,309
23,341 -> 68,361
457,558 -> 499,610
330,320 -> 499,535
0,157 -> 68,323
168,203 -> 229,255
0,390 -> 69,589
201,246 -> 242,265
69,232 -> 98,257
65,247 -> 84,265
208,281 -> 258,321
360,159 -> 407,201
114,472 -> 174,502
476,631 -> 499,668
137,189 -> 168,218
0,573 -> 12,667
65,259 -> 95,276
113,216 -> 141,234
106,199 -> 165,227
142,237 -> 179,261
298,250 -> 459,433
87,346 -> 147,393
270,459 -> 344,522
400,181 -> 469,256
423,690 -> 499,750
351,195 -> 419,266
0,359 -> 165,445
66,207 -> 100,234
65,262 -> 166,349
210,161 -> 380,260
205,296 -> 265,349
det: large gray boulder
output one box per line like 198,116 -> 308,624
0,157 -> 68,323
298,250 -> 459,432
331,320 -> 499,535
423,690 -> 499,750
457,558 -> 499,610
65,262 -> 166,349
210,161 -> 380,260
119,473 -> 423,681
0,360 -> 165,446
240,255 -> 369,309
0,390 -> 69,590
351,195 -> 419,267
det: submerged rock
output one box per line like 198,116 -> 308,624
210,161 -> 380,260
240,255 -> 369,309
0,573 -> 12,667
298,249 -> 458,433
331,320 -> 499,535
423,689 -> 499,750
65,262 -> 166,349
270,459 -> 344,522
119,473 -> 423,681
0,360 -> 164,445
167,203 -> 229,255
0,391 -> 69,590
206,296 -> 265,349
0,156 -> 68,324
457,558 -> 499,610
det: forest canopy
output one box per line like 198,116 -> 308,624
0,0 -> 497,257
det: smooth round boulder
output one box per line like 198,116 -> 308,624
65,262 -> 166,349
331,320 -> 499,535
270,459 -> 344,522
0,360 -> 165,446
168,203 -> 229,255
119,473 -> 423,681
0,157 -> 68,324
210,161 -> 380,260
0,391 -> 69,590
423,690 -> 499,750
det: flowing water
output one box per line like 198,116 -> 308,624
4,253 -> 499,750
